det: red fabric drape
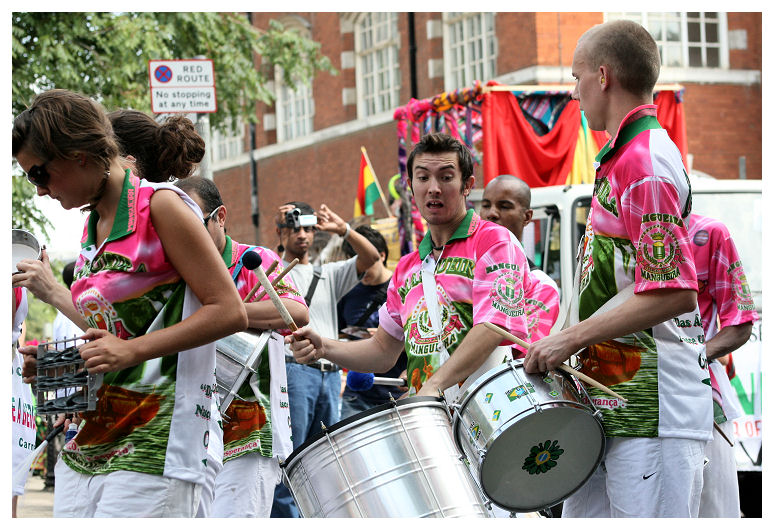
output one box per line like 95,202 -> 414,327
654,91 -> 688,169
483,91 -> 581,186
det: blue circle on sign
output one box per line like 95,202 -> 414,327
154,65 -> 173,83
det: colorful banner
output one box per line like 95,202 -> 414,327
481,81 -> 688,186
354,151 -> 380,217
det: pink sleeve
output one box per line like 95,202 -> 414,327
709,227 -> 758,328
472,229 -> 530,342
621,177 -> 698,293
378,303 -> 404,341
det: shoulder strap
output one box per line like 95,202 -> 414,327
353,283 -> 389,328
231,245 -> 259,284
304,265 -> 323,307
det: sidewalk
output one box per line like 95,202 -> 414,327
16,473 -> 54,518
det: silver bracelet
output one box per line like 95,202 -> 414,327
342,222 -> 351,239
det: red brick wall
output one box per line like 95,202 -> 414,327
682,83 -> 761,180
728,12 -> 762,70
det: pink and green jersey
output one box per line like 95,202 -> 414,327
689,214 -> 758,423
578,105 -> 712,441
381,210 -> 529,394
64,171 -> 216,484
219,237 -> 304,462
513,269 -> 560,359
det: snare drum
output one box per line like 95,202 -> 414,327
282,396 -> 492,518
215,330 -> 271,413
12,229 -> 41,274
453,359 -> 605,512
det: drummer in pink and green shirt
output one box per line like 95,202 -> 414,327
286,133 -> 529,401
176,177 -> 308,518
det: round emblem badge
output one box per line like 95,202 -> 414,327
637,224 -> 685,282
693,229 -> 709,246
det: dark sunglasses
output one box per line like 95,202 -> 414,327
203,206 -> 221,225
25,163 -> 51,188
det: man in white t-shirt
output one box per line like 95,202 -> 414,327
270,201 -> 379,518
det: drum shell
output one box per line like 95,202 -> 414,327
12,229 -> 41,274
215,330 -> 271,411
453,360 -> 605,512
282,397 -> 492,518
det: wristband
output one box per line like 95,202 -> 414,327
342,222 -> 351,239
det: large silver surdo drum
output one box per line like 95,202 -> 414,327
453,359 -> 605,512
281,396 -> 492,518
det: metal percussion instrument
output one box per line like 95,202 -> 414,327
35,337 -> 103,415
12,229 -> 41,274
452,358 -> 605,512
281,396 -> 493,518
215,330 -> 272,413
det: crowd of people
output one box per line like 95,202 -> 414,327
11,20 -> 757,519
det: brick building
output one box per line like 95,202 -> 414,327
209,12 -> 761,247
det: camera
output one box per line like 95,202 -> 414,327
282,208 -> 318,230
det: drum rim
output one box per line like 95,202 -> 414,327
12,229 -> 41,271
281,395 -> 445,468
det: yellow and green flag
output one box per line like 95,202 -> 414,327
355,150 -> 380,217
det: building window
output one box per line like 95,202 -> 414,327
606,12 -> 728,68
443,12 -> 497,90
211,118 -> 244,163
275,70 -> 314,142
355,12 -> 401,117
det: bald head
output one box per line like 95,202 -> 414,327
480,175 -> 533,241
578,20 -> 660,98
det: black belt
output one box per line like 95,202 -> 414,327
285,355 -> 340,373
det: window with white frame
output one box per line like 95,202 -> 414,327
211,118 -> 244,163
355,12 -> 401,117
606,12 -> 728,68
443,12 -> 497,90
275,69 -> 314,142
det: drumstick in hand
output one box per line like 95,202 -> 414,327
244,258 -> 299,303
482,322 -> 628,403
244,252 -> 298,332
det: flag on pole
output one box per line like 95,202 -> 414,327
354,150 -> 381,217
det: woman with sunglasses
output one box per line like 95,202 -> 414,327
12,89 -> 248,517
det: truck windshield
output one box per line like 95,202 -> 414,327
692,191 -> 762,310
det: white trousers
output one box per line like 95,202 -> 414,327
53,458 -> 200,517
211,453 -> 281,517
562,437 -> 707,518
699,421 -> 741,517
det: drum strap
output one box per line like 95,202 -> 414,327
420,255 -> 505,403
304,265 -> 323,307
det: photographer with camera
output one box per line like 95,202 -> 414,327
270,201 -> 379,518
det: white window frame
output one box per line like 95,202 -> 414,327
210,118 -> 244,164
354,12 -> 401,118
605,12 -> 729,69
275,67 -> 315,142
442,12 -> 497,91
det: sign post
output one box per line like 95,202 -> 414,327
149,59 -> 217,114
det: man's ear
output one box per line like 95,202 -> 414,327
524,208 -> 534,226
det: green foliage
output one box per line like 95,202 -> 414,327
12,171 -> 52,238
12,12 -> 336,132
21,258 -> 65,342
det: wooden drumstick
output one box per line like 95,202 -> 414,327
482,321 -> 628,403
244,258 -> 299,303
250,254 -> 298,332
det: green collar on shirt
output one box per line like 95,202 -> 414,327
595,114 -> 662,166
220,235 -> 237,268
418,208 -> 479,260
82,169 -> 136,248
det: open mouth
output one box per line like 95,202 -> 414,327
426,200 -> 444,210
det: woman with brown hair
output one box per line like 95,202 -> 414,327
12,89 -> 247,517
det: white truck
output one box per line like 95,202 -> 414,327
471,175 -> 762,516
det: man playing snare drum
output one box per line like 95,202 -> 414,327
176,177 -> 309,518
525,20 -> 712,517
288,133 -> 529,403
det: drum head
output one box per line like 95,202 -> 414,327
12,229 -> 40,274
480,405 -> 605,512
